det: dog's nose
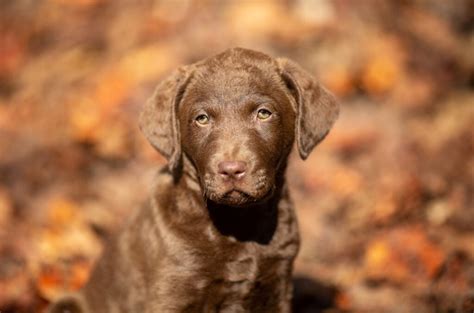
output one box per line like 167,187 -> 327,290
218,161 -> 247,180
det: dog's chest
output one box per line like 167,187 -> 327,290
154,244 -> 294,312
151,223 -> 299,312
149,183 -> 300,311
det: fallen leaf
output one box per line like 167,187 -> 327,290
364,227 -> 445,283
0,187 -> 13,229
36,258 -> 93,301
361,35 -> 405,95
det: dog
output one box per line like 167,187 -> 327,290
48,47 -> 339,313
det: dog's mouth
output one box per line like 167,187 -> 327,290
205,187 -> 274,207
223,189 -> 253,205
201,171 -> 275,207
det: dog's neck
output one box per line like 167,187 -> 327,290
177,156 -> 288,245
206,192 -> 283,245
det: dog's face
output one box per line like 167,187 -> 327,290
140,48 -> 339,207
178,61 -> 296,206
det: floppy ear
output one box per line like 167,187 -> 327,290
277,58 -> 339,160
139,66 -> 193,173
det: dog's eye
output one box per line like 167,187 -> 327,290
257,109 -> 272,120
195,114 -> 210,125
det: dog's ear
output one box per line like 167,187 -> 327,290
277,58 -> 339,160
139,66 -> 193,173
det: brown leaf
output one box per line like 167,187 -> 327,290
362,55 -> 402,95
321,65 -> 355,97
0,187 -> 13,229
36,259 -> 92,301
364,227 -> 445,283
361,36 -> 405,95
0,31 -> 26,75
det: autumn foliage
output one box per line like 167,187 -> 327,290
0,1 -> 472,312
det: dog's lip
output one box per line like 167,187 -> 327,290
222,188 -> 251,201
227,190 -> 241,197
206,187 -> 275,207
225,188 -> 246,196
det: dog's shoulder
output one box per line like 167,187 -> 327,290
149,166 -> 177,198
150,166 -> 202,206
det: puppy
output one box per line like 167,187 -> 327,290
49,48 -> 339,313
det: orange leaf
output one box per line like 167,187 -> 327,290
362,55 -> 401,95
364,227 -> 445,283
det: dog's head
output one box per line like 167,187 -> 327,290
140,48 -> 339,207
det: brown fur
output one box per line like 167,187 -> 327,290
48,48 -> 339,313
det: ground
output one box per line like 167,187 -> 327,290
0,1 -> 472,312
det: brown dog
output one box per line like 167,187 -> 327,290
49,48 -> 339,313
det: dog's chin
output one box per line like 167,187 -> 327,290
218,190 -> 255,207
206,188 -> 273,207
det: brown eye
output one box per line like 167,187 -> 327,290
257,108 -> 272,120
195,114 -> 210,125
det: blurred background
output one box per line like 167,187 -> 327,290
0,0 -> 473,312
